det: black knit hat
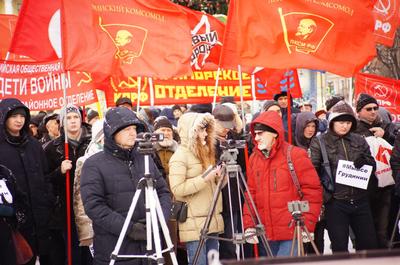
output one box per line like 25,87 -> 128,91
253,123 -> 278,134
153,116 -> 173,131
325,95 -> 345,111
356,93 -> 378,112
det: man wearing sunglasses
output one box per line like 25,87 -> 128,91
355,93 -> 397,145
355,93 -> 398,249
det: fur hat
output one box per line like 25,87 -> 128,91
356,93 -> 378,112
328,101 -> 357,131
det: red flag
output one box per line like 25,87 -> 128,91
0,15 -> 17,60
178,6 -> 225,70
9,0 -> 61,61
373,0 -> 400,47
62,0 -> 192,79
219,0 -> 254,73
234,0 -> 377,77
355,72 -> 400,121
254,68 -> 302,99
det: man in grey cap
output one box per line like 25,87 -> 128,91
212,104 -> 243,260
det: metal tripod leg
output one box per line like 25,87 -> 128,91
109,178 -> 178,265
389,206 -> 400,249
193,175 -> 225,265
153,189 -> 179,264
110,184 -> 143,265
290,215 -> 320,257
193,164 -> 273,265
239,169 -> 273,257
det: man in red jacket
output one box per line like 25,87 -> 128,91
243,111 -> 322,256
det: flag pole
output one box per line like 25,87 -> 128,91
61,72 -> 72,265
212,67 -> 221,111
136,76 -> 142,113
238,65 -> 246,134
251,73 -> 257,115
286,72 -> 292,144
149,77 -> 154,106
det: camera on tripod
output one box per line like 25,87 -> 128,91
136,133 -> 164,154
287,200 -> 310,213
220,139 -> 246,150
136,132 -> 164,142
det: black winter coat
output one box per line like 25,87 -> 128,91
44,127 -> 91,229
81,107 -> 171,265
310,131 -> 376,201
355,119 -> 398,145
0,98 -> 53,255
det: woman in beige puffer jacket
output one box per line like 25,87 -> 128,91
169,112 -> 224,265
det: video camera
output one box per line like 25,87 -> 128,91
220,139 -> 246,150
287,200 -> 310,213
136,133 -> 164,155
136,132 -> 164,143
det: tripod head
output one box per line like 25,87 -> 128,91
219,139 -> 245,165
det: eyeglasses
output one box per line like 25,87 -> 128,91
364,106 -> 379,112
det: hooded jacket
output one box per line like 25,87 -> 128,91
295,112 -> 318,150
310,101 -> 376,200
243,111 -> 322,241
169,112 -> 224,242
80,107 -> 171,265
0,98 -> 53,254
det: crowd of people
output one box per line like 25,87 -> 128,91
1,92 -> 400,265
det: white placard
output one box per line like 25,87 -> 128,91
335,160 -> 373,190
0,179 -> 13,204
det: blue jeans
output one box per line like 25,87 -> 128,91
259,240 -> 297,257
186,235 -> 219,265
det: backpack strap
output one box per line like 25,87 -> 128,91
287,145 -> 304,200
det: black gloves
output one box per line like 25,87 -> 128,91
128,222 -> 146,241
353,156 -> 368,169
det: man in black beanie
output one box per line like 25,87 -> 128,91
273,91 -> 300,136
354,93 -> 398,248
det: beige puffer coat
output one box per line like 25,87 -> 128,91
169,112 -> 224,242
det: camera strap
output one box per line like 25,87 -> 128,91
286,145 -> 304,200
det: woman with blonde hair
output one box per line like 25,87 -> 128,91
169,112 -> 223,265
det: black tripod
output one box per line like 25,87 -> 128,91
109,140 -> 177,265
289,209 -> 320,256
193,146 -> 273,265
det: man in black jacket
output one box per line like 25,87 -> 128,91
44,104 -> 92,264
0,98 -> 53,265
355,93 -> 398,248
81,107 -> 171,265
